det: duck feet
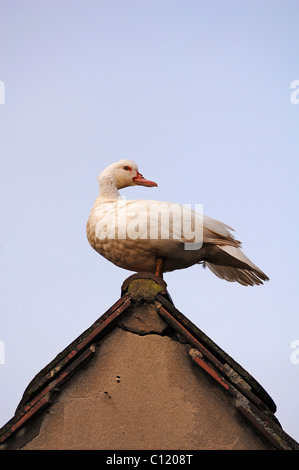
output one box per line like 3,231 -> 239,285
155,257 -> 165,278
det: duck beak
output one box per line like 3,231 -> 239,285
133,171 -> 158,187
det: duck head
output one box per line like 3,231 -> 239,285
98,159 -> 158,190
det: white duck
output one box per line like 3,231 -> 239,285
86,160 -> 269,286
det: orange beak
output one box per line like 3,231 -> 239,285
133,171 -> 157,187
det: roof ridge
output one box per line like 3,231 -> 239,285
155,293 -> 277,414
1,273 -> 298,450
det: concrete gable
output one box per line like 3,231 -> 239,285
1,274 -> 298,450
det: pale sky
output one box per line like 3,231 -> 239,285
0,0 -> 299,443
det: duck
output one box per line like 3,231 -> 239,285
86,159 -> 269,286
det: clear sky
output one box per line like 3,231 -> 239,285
0,0 -> 298,443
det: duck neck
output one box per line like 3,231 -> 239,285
98,175 -> 120,200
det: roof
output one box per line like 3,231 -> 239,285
0,272 -> 298,450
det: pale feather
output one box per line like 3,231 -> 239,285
86,160 -> 269,286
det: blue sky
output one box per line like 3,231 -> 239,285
1,0 -> 299,443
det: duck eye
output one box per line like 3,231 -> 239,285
123,166 -> 131,171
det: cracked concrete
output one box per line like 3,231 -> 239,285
20,303 -> 272,449
116,301 -> 168,335
3,273 -> 295,450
